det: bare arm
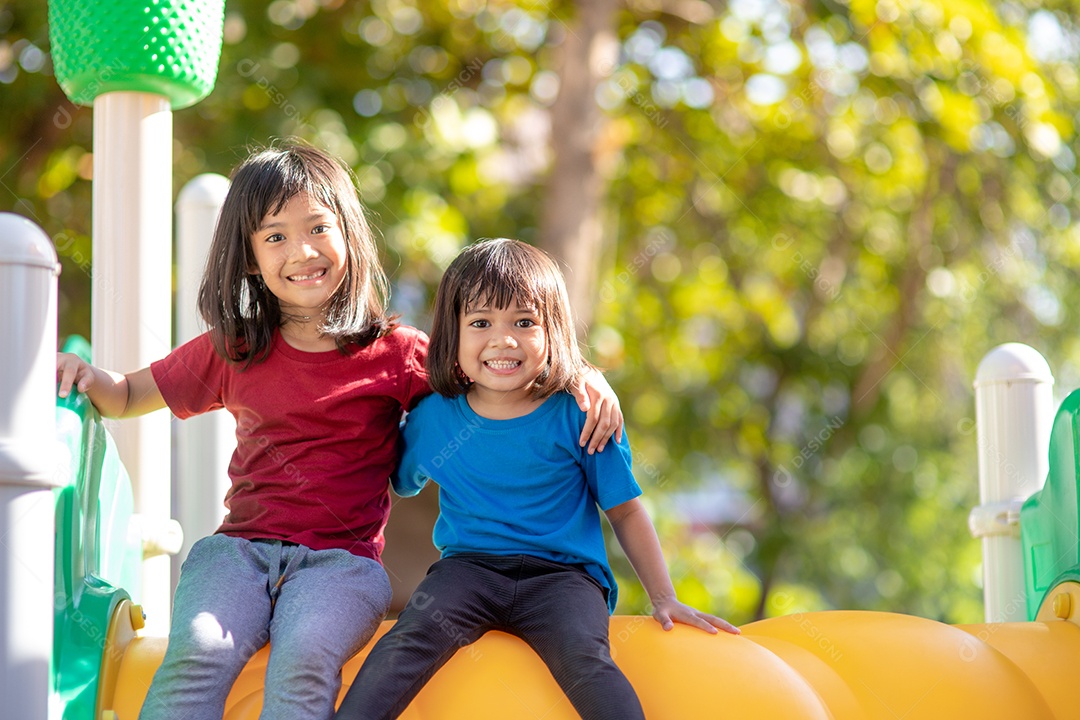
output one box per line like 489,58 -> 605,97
56,353 -> 166,418
606,498 -> 740,635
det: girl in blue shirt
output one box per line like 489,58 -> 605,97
334,238 -> 739,720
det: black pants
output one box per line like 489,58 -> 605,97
334,554 -> 645,720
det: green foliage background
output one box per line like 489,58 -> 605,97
5,0 -> 1080,625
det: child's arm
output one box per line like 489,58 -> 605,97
606,498 -> 740,635
572,367 -> 624,454
56,352 -> 166,418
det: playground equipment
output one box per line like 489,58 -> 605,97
2,0 -> 1078,716
99,611 -> 1078,719
971,343 -> 1055,622
173,174 -> 234,587
0,214 -> 61,720
52,335 -> 143,720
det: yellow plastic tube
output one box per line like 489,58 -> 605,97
102,608 -> 1080,720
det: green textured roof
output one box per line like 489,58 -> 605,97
48,0 -> 225,109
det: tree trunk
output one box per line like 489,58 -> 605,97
539,0 -> 620,337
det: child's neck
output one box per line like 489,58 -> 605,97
279,317 -> 337,352
466,386 -> 545,420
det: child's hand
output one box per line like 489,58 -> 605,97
572,367 -> 624,454
56,352 -> 96,398
652,598 -> 741,635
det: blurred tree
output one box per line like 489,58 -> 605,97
538,0 -> 619,333
3,0 -> 1079,625
594,0 -> 1080,623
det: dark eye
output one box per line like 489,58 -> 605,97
517,319 -> 537,328
265,233 -> 285,243
470,319 -> 490,328
313,224 -> 330,235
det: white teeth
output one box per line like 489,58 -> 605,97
289,269 -> 325,281
485,360 -> 520,369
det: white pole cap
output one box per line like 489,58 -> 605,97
974,343 -> 1054,388
0,213 -> 60,273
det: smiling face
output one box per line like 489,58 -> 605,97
248,191 -> 348,324
458,300 -> 549,416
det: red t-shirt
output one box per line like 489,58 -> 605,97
150,325 -> 430,561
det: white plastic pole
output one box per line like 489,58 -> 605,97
92,92 -> 175,635
970,343 -> 1054,623
0,213 -> 61,720
174,174 -> 234,584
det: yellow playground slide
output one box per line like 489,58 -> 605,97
97,598 -> 1078,719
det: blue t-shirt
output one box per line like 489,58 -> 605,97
395,392 -> 641,613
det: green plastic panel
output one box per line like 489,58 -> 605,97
52,336 -> 141,718
1020,388 -> 1080,619
48,0 -> 226,109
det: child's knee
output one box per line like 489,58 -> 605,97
173,611 -> 267,665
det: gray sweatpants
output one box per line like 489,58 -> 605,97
139,534 -> 392,720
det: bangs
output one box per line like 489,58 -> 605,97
237,151 -> 340,239
460,276 -> 542,314
457,244 -> 548,315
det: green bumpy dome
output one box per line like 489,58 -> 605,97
48,0 -> 225,110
